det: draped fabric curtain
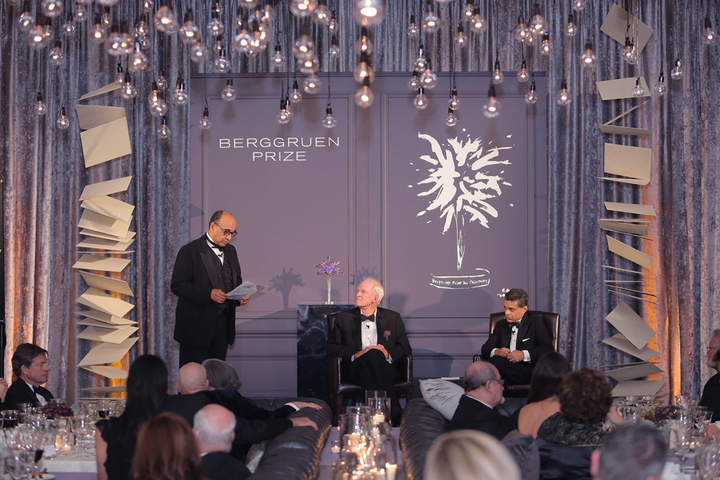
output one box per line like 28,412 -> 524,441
0,0 -> 717,403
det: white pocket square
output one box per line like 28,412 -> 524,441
522,338 -> 530,342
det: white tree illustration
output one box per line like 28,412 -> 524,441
415,133 -> 513,271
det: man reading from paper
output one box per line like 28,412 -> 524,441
480,288 -> 554,386
172,210 -> 248,366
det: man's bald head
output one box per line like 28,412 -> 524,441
463,361 -> 504,407
193,404 -> 236,453
177,362 -> 209,394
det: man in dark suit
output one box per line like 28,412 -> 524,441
4,343 -> 54,410
171,210 -> 249,366
480,288 -> 554,385
327,278 -> 412,424
449,360 -> 517,440
194,404 -> 251,480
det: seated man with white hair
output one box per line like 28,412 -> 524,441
194,404 -> 251,480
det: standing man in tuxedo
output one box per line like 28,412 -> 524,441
172,210 -> 248,366
4,343 -> 53,409
327,278 -> 412,424
480,288 -> 554,386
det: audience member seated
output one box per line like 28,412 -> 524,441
4,343 -> 53,409
202,358 -> 321,420
535,368 -> 612,480
448,361 -> 518,440
516,352 -> 571,438
480,288 -> 554,386
96,354 -> 169,480
131,412 -> 206,480
699,329 -> 720,421
590,423 -> 667,480
193,404 -> 250,480
425,430 -> 521,480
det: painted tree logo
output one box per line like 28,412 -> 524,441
413,132 -> 513,271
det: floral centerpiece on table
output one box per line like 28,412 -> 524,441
639,402 -> 680,427
41,400 -> 74,419
317,255 -> 342,304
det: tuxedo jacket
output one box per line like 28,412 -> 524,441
201,451 -> 251,480
4,380 -> 53,410
171,236 -> 243,348
480,311 -> 554,364
326,307 -> 412,366
448,394 -> 518,440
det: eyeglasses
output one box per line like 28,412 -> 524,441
708,345 -> 718,351
484,378 -> 504,387
213,222 -> 237,237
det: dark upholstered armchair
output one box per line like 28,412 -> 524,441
473,310 -> 560,398
327,313 -> 413,422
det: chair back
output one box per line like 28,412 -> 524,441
327,313 -> 338,333
489,310 -> 560,352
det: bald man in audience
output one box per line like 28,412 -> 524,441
590,423 -> 667,480
194,405 -> 251,480
449,361 -> 518,440
177,362 -> 210,394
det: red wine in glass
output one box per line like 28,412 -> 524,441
34,450 -> 44,463
3,418 -> 17,429
98,410 -> 110,418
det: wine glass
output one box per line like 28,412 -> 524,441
97,399 -> 111,419
2,410 -> 18,429
70,415 -> 92,458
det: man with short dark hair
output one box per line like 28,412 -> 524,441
194,404 -> 251,480
590,423 -> 666,480
4,343 -> 53,409
480,288 -> 554,385
171,210 -> 249,366
448,361 -> 517,440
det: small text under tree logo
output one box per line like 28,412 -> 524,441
413,132 -> 514,271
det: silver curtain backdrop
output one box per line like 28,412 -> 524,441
0,0 -> 716,402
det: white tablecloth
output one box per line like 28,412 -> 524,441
42,453 -> 97,473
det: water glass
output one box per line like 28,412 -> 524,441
364,390 -> 387,405
696,441 -> 720,480
367,397 -> 391,425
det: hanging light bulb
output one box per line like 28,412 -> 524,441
179,8 -> 199,44
315,0 -> 331,25
655,71 -> 666,96
539,32 -> 553,55
207,7 -> 225,37
34,92 -> 47,116
276,98 -> 290,123
18,9 -> 34,33
57,106 -> 70,129
290,79 -> 303,103
141,0 -> 154,14
221,77 -> 236,101
572,0 -> 586,11
284,96 -> 293,119
48,40 -> 64,66
172,77 -> 188,105
354,52 -> 375,84
154,2 -> 176,32
529,3 -> 545,35
580,41 -> 597,68
272,42 -> 285,66
157,117 -> 171,139
62,13 -> 75,36
470,8 -> 487,33
214,48 -> 231,73
455,24 -> 468,47
408,14 -> 419,37
483,85 -> 501,118
73,3 -> 88,22
190,40 -> 209,63
293,33 -> 315,60
199,104 -> 212,130
448,87 -> 460,110
420,63 -> 438,89
671,58 -> 683,80
100,7 -> 112,29
704,17 -> 716,44
462,2 -> 474,20
322,102 -> 337,128
422,8 -> 440,34
147,82 -> 168,116
354,0 -> 384,26
41,0 -> 64,18
133,15 -> 148,39
623,36 -> 637,64
492,58 -> 504,84
556,79 -> 571,106
303,74 -> 322,94
106,23 -> 133,56
43,17 -> 55,42
329,35 -> 341,57
414,44 -> 428,72
213,36 -> 225,54
156,70 -> 167,90
515,17 -> 530,43
327,10 -> 339,34
408,70 -> 420,90
128,43 -> 149,72
525,80 -> 538,104
413,86 -> 428,109
120,73 -> 138,99
517,59 -> 529,82
355,77 -> 374,108
114,63 -> 124,85
565,14 -> 577,37
354,27 -> 373,55
290,0 -> 318,18
90,16 -> 106,43
234,24 -> 253,54
445,107 -> 458,127
632,77 -> 645,98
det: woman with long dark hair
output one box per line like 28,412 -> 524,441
95,355 -> 169,480
516,352 -> 571,438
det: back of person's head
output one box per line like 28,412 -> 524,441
124,354 -> 168,424
464,361 -> 496,392
526,352 -> 571,404
557,368 -> 612,425
177,362 -> 208,394
202,359 -> 242,391
12,343 -> 48,377
193,404 -> 236,453
593,423 -> 667,480
131,412 -> 205,480
425,430 -> 521,480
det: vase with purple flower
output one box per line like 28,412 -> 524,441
317,255 -> 342,304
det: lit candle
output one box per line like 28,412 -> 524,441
330,440 -> 340,454
386,463 -> 397,480
373,413 -> 385,425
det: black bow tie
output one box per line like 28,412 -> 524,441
511,323 -> 520,332
361,314 -> 375,322
208,238 -> 225,252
